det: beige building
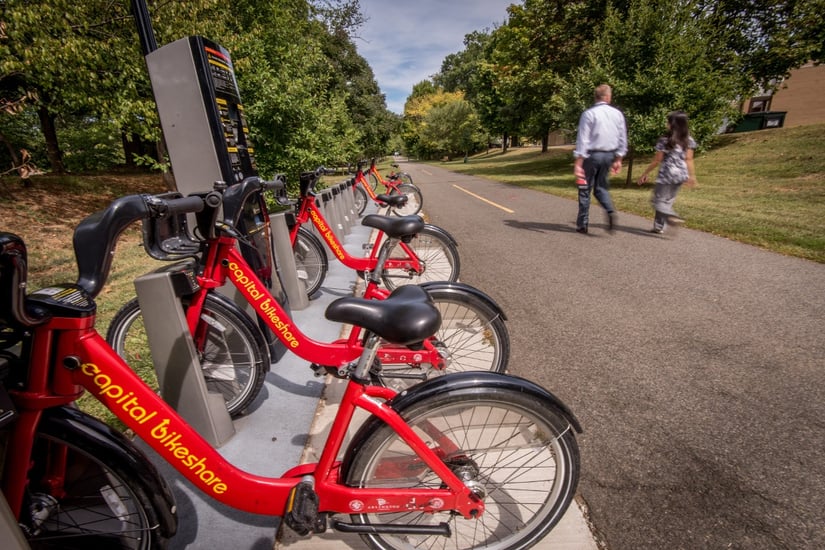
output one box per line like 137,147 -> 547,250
746,62 -> 825,127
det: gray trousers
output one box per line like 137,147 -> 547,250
651,182 -> 683,230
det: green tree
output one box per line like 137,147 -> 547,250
0,0 -> 224,173
420,94 -> 486,159
562,0 -> 742,182
486,0 -> 598,151
435,30 -> 492,95
1,1 -> 147,172
312,0 -> 398,160
435,31 -> 509,151
698,0 -> 825,90
401,80 -> 438,157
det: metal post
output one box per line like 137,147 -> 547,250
270,212 -> 309,310
134,271 -> 235,447
0,493 -> 29,550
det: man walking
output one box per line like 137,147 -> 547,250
573,84 -> 627,234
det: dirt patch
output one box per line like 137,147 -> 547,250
0,172 -> 167,284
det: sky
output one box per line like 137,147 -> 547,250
355,1 -> 514,114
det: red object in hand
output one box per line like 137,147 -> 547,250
576,177 -> 587,186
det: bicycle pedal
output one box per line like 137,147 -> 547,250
284,479 -> 326,535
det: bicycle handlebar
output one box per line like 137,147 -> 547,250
296,167 -> 339,198
151,194 -> 207,216
219,176 -> 285,227
74,193 -> 210,298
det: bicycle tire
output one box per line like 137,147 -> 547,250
398,172 -> 414,186
106,294 -> 269,417
368,171 -> 381,192
293,227 -> 328,297
344,383 -> 580,550
389,183 -> 422,216
23,410 -> 173,549
353,185 -> 368,216
373,285 -> 509,391
379,225 -> 459,290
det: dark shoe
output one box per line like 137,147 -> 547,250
607,212 -> 616,233
650,228 -> 663,234
576,226 -> 588,234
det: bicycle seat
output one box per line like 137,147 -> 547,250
375,194 -> 407,208
325,285 -> 440,346
361,215 -> 424,239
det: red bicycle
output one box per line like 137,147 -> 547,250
288,168 -> 459,297
0,192 -> 581,550
352,161 -> 422,217
367,158 -> 415,190
106,178 -> 509,414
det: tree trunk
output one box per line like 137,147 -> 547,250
541,132 -> 549,153
624,147 -> 635,186
502,132 -> 509,153
0,130 -> 20,168
37,106 -> 65,173
121,132 -> 139,167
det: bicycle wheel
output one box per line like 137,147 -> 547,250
24,415 -> 171,549
389,183 -> 422,216
374,285 -> 509,391
368,171 -> 381,191
398,172 -> 414,186
344,384 -> 580,550
353,185 -> 368,216
293,227 -> 328,297
106,294 -> 269,417
380,225 -> 459,290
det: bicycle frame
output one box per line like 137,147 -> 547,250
367,160 -> 397,191
190,237 -> 444,369
4,313 -> 484,521
288,191 -> 423,275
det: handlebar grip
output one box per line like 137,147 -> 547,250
163,195 -> 206,215
263,175 -> 287,192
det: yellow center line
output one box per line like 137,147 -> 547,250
452,184 -> 515,213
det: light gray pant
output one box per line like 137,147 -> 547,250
651,182 -> 683,230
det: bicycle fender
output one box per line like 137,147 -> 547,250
341,372 -> 582,481
40,406 -> 178,538
419,281 -> 507,321
422,223 -> 458,247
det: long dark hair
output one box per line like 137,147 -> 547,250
665,111 -> 690,150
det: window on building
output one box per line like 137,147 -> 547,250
748,96 -> 772,113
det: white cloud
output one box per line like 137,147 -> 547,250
356,0 -> 513,114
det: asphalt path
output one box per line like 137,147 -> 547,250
400,160 -> 825,550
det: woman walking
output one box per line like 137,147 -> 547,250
637,111 -> 697,233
